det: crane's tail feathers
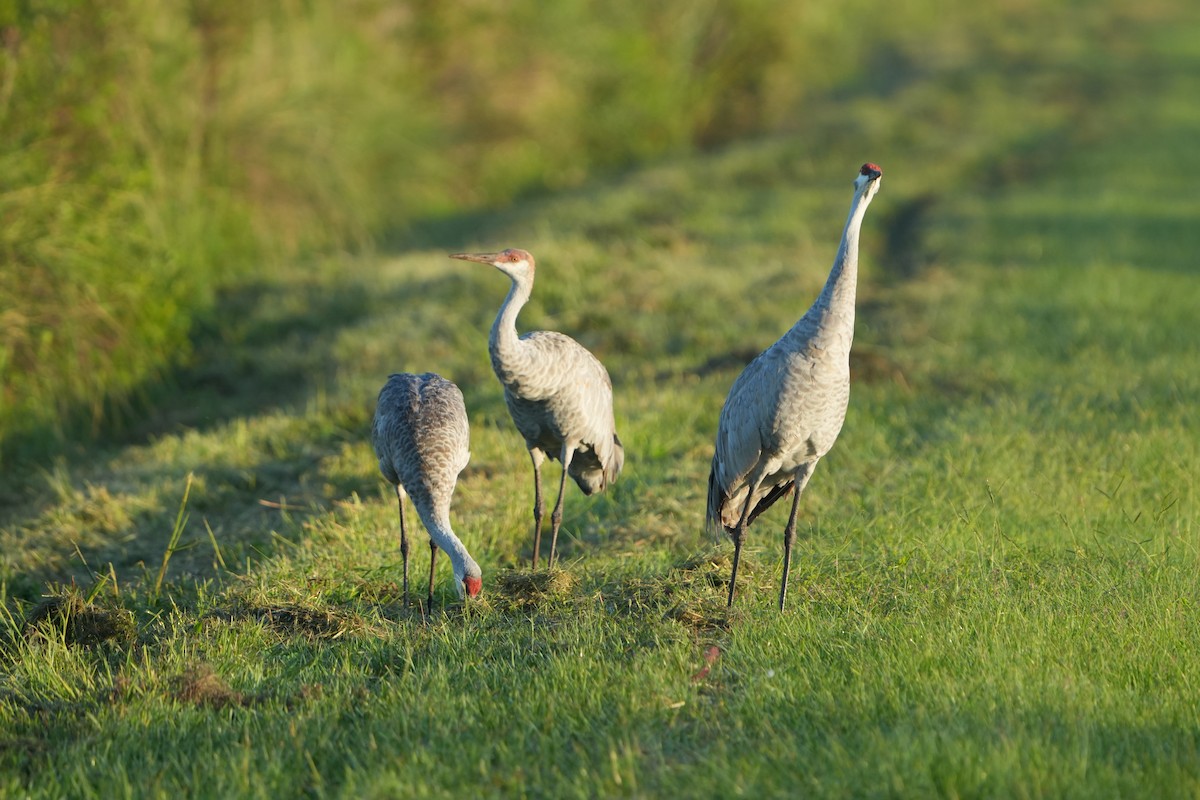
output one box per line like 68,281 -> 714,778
707,458 -> 796,538
706,461 -> 732,540
569,434 -> 625,496
607,433 -> 625,484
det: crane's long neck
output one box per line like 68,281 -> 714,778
415,506 -> 476,580
815,186 -> 873,322
489,275 -> 536,385
786,186 -> 875,350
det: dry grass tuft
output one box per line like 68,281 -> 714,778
495,569 -> 580,606
206,602 -> 369,639
23,593 -> 136,647
174,664 -> 250,709
674,551 -> 735,590
666,600 -> 732,635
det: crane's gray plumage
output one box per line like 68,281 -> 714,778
708,163 -> 883,610
372,372 -> 482,604
450,248 -> 624,569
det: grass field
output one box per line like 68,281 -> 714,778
3,1 -> 1200,797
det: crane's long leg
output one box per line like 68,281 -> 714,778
547,445 -> 577,569
428,541 -> 438,608
529,449 -> 546,569
779,465 -> 815,611
727,471 -> 766,608
778,484 -> 802,611
395,486 -> 410,607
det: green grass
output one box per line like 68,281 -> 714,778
3,0 -> 1200,796
0,0 -> 965,460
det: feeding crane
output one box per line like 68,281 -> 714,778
372,372 -> 483,606
707,163 -> 883,610
450,248 -> 624,569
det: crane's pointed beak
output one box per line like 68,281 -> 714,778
449,252 -> 499,265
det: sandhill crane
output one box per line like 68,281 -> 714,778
708,163 -> 883,610
450,249 -> 624,569
372,372 -> 483,606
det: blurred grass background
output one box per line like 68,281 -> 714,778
0,0 -> 1132,463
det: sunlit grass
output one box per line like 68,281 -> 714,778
2,0 -> 1199,796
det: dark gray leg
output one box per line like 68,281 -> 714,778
428,541 -> 438,608
727,475 -> 764,608
779,483 -> 803,611
530,449 -> 545,569
395,486 -> 410,607
547,446 -> 576,569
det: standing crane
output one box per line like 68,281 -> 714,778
450,249 -> 624,570
372,372 -> 483,606
708,163 -> 883,610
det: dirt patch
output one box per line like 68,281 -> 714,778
666,600 -> 731,635
879,193 -> 938,281
494,569 -> 579,607
206,602 -> 366,639
673,551 -> 733,589
688,347 -> 765,379
174,664 -> 252,709
23,593 -> 136,647
171,663 -> 323,711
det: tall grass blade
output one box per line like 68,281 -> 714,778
154,473 -> 193,597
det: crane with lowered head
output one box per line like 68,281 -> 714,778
372,372 -> 483,606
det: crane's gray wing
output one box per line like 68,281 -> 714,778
373,373 -> 424,487
412,374 -> 471,488
708,351 -> 789,532
573,345 -> 620,451
372,372 -> 470,500
525,330 -> 623,489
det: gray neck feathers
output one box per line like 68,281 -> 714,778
490,276 -> 535,383
415,506 -> 473,577
816,187 -> 872,320
786,186 -> 873,344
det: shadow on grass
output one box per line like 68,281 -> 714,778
0,279 -> 383,596
0,277 -> 372,471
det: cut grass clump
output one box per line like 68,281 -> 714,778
173,664 -> 250,710
22,591 -> 136,648
205,602 -> 370,640
673,550 -> 735,590
495,569 -> 580,608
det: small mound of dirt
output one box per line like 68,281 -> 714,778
495,569 -> 578,604
674,551 -> 734,590
666,601 -> 731,634
206,603 -> 362,639
174,664 -> 249,709
24,594 -> 136,647
255,606 -> 349,638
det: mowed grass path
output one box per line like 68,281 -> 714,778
3,4 -> 1199,797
